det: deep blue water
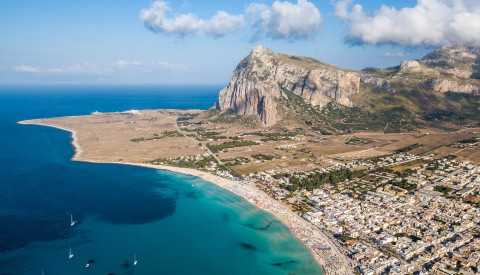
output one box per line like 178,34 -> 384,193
0,85 -> 322,274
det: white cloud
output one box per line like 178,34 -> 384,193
333,0 -> 352,18
203,11 -> 245,36
335,0 -> 480,46
9,61 -> 186,78
48,63 -> 110,74
139,1 -> 244,37
247,0 -> 323,39
115,60 -> 141,67
12,65 -> 38,73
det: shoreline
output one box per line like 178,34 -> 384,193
19,120 -> 353,275
18,120 -> 84,161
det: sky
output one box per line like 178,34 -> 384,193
1,0 -> 479,84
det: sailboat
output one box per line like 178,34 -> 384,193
133,254 -> 137,266
69,248 -> 74,259
70,214 -> 76,227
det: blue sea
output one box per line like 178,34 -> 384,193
0,85 -> 322,275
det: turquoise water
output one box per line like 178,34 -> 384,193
0,85 -> 322,274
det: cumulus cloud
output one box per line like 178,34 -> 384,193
333,0 -> 353,18
12,65 -> 38,73
334,0 -> 480,46
139,0 -> 323,40
139,1 -> 245,37
247,0 -> 322,39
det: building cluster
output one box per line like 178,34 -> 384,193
250,153 -> 480,274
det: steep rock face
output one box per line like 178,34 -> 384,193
429,79 -> 479,94
216,45 -> 387,126
300,68 -> 360,107
216,46 -> 280,126
274,62 -> 360,107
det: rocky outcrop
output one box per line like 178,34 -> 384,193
360,75 -> 395,93
216,45 -> 390,126
421,46 -> 480,78
399,60 -> 440,76
422,46 -> 479,64
428,79 -> 479,94
400,60 -> 421,72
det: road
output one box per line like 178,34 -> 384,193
175,121 -> 224,165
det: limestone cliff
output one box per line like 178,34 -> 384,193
215,46 -> 280,126
216,45 -> 390,126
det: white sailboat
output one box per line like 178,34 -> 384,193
133,254 -> 137,266
69,248 -> 74,259
70,214 -> 76,227
85,263 -> 90,268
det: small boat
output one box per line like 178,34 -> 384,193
42,269 -> 45,275
133,253 -> 137,266
86,263 -> 90,268
70,214 -> 77,227
69,248 -> 74,259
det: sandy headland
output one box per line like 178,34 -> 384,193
19,109 -> 355,275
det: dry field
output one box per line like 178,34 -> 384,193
21,109 -> 205,163
431,146 -> 480,163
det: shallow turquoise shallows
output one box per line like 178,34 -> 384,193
0,85 -> 322,274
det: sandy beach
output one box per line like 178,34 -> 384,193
19,120 -> 354,275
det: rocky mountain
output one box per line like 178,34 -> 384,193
216,45 -> 390,126
215,45 -> 480,129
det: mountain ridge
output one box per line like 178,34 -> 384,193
216,45 -> 480,130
